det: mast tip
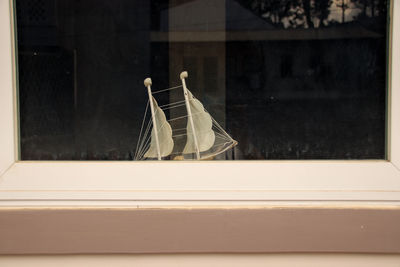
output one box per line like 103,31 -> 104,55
180,71 -> 188,80
144,78 -> 152,87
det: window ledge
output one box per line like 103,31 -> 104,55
1,161 -> 400,206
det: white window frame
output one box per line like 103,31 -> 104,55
0,0 -> 399,208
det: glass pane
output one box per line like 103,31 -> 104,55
15,0 -> 389,160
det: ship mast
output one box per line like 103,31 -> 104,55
144,78 -> 161,160
180,71 -> 200,160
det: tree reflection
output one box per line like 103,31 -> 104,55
236,0 -> 387,28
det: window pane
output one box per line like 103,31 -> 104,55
15,0 -> 389,160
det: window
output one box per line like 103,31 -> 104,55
280,54 -> 293,78
0,0 -> 400,254
0,0 -> 398,210
13,0 -> 390,161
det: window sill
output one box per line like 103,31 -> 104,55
1,161 -> 400,206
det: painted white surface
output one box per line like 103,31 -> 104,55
1,162 -> 400,206
1,254 -> 400,267
0,0 -> 15,176
0,0 -> 399,207
391,0 -> 400,167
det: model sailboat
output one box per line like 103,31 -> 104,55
134,71 -> 237,160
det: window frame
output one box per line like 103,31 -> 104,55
0,0 -> 400,252
1,0 -> 399,206
1,0 -> 399,254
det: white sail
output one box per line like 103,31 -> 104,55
144,97 -> 174,158
183,90 -> 215,154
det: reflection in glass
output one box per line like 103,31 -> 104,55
16,0 -> 389,160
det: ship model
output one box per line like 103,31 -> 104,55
135,71 -> 237,160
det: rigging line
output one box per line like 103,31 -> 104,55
167,111 -> 203,122
135,104 -> 149,159
139,135 -> 157,159
200,142 -> 236,160
152,85 -> 182,95
168,114 -> 189,122
173,127 -> 215,138
161,103 -> 187,111
161,102 -> 187,109
206,142 -> 230,153
137,117 -> 152,158
134,100 -> 149,159
215,134 -> 232,143
211,122 -> 235,143
214,127 -> 230,139
137,142 -> 152,160
159,100 -> 186,108
215,131 -> 233,141
213,140 -> 233,148
143,118 -> 153,138
138,106 -> 160,152
137,117 -> 152,150
137,134 -> 153,159
136,120 -> 153,159
211,116 -> 234,141
172,127 -> 187,132
137,141 -> 150,160
143,117 -> 153,138
137,121 -> 153,157
137,127 -> 151,159
212,141 -> 231,148
137,133 -> 151,159
172,133 -> 187,138
213,127 -> 230,136
137,148 -> 148,160
137,102 -> 157,156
